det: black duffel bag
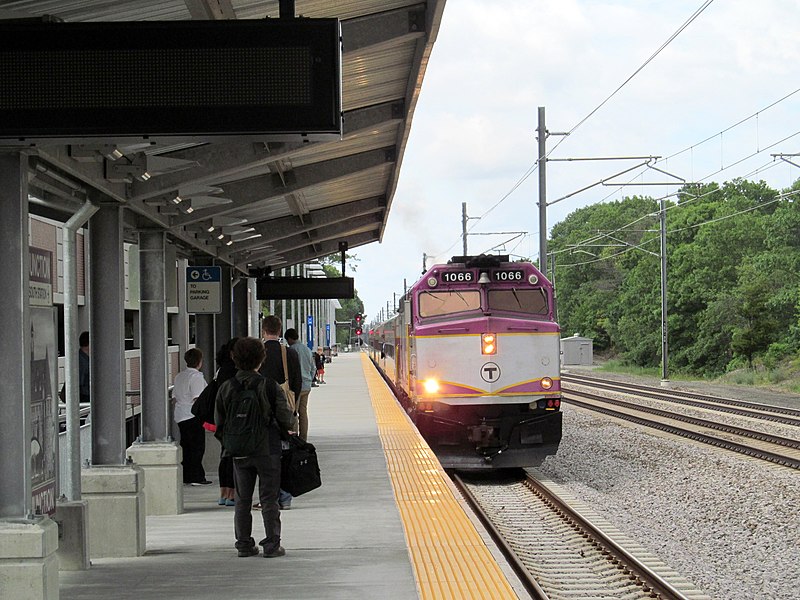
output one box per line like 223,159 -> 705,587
281,436 -> 321,497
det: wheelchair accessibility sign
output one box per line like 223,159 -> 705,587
186,266 -> 222,313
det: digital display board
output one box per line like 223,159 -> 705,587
257,276 -> 354,300
0,19 -> 341,143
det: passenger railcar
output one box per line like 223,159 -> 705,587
369,255 -> 562,469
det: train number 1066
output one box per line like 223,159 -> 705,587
493,270 -> 524,281
441,271 -> 474,283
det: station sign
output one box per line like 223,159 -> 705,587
29,247 -> 53,306
186,266 -> 222,314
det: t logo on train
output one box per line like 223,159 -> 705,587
369,255 -> 562,469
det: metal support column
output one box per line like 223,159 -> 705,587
62,199 -> 98,500
214,265 -> 232,349
537,106 -> 548,278
250,278 -> 260,337
0,153 -> 32,518
195,313 -> 215,383
175,258 -> 189,370
660,198 -> 669,383
89,205 -> 127,465
232,276 -> 249,338
138,230 -> 169,442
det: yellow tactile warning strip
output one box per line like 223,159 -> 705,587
361,354 -> 518,600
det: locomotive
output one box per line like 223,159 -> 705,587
368,254 -> 562,469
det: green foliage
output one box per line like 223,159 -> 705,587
551,178 -> 800,379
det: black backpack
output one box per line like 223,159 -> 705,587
222,378 -> 266,456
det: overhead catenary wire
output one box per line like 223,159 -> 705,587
439,0 -> 717,257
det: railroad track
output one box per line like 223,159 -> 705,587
452,471 -> 709,600
562,373 -> 800,426
561,388 -> 800,469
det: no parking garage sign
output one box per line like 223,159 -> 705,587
186,266 -> 222,314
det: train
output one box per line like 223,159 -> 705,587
368,254 -> 562,469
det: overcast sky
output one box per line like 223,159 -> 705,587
353,0 -> 800,322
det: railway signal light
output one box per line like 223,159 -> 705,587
355,313 -> 362,324
355,327 -> 362,336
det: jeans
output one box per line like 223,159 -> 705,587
233,453 -> 282,552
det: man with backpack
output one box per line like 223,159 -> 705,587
214,337 -> 296,558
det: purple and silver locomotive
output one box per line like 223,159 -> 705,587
369,255 -> 562,469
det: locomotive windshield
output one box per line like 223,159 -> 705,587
487,288 -> 549,315
418,290 -> 481,317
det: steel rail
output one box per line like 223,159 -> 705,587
451,473 -> 550,600
562,373 -> 800,423
522,474 -> 695,600
563,393 -> 800,470
563,389 -> 800,449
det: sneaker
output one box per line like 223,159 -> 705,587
218,498 -> 226,506
263,546 -> 286,558
225,499 -> 236,506
237,546 -> 259,558
252,503 -> 262,510
279,502 -> 291,510
190,479 -> 213,486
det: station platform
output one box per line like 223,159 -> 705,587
60,351 -> 523,600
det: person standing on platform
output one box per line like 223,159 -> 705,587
259,315 -> 302,510
215,337 -> 296,558
283,328 -> 315,441
214,338 -> 239,506
314,347 -> 326,384
173,348 -> 211,486
78,330 -> 91,403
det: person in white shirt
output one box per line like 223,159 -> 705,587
173,348 -> 211,485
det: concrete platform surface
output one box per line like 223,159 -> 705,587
60,351 -> 418,600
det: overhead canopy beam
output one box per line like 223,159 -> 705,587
235,213 -> 382,263
172,147 -> 396,227
261,231 -> 378,271
232,196 -> 386,253
341,7 -> 425,54
128,102 -> 402,204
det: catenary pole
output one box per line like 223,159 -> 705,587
462,202 -> 468,256
660,197 -> 669,383
537,106 -> 548,279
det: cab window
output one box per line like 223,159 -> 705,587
487,289 -> 549,315
418,290 -> 481,317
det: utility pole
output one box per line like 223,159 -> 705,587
537,106 -> 548,279
422,252 -> 428,274
462,202 -> 468,256
659,197 -> 669,384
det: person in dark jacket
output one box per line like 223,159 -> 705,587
78,330 -> 91,403
214,338 -> 238,507
259,315 -> 302,407
214,337 -> 296,559
259,315 -> 302,509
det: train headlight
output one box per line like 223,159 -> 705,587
481,333 -> 497,355
528,274 -> 539,285
427,276 -> 438,288
540,377 -> 553,390
423,378 -> 440,394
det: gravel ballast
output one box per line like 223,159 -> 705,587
535,396 -> 800,599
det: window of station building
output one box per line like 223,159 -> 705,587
487,289 -> 549,316
418,290 -> 481,318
